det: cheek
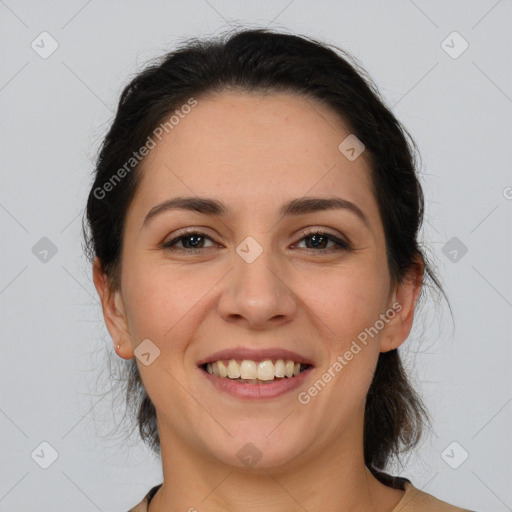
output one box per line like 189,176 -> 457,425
311,269 -> 388,403
122,262 -> 215,347
299,265 -> 389,346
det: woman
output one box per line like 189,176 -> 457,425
83,28 -> 475,511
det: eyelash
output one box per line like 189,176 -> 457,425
161,228 -> 352,254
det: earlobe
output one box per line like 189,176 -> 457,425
380,257 -> 424,353
92,257 -> 134,359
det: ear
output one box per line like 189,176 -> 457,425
379,254 -> 424,353
92,257 -> 134,359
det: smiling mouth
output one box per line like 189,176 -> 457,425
201,359 -> 312,384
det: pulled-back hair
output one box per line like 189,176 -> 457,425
83,27 -> 448,476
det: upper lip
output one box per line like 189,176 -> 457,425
197,347 -> 315,367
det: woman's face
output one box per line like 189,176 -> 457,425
95,90 -> 420,470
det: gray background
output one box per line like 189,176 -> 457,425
1,1 -> 511,510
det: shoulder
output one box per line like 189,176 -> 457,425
392,480 -> 477,512
126,479 -> 477,512
127,483 -> 163,512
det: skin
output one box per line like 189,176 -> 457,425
93,90 -> 423,512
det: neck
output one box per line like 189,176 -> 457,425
149,414 -> 404,512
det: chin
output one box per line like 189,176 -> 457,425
205,423 -> 309,471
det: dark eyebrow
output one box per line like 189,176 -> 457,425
142,195 -> 370,230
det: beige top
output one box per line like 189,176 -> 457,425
127,478 -> 475,511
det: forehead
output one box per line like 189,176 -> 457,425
130,90 -> 378,227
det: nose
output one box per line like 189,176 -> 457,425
217,243 -> 297,330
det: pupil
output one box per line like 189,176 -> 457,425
309,234 -> 325,248
187,235 -> 202,248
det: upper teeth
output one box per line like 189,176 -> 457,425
206,359 -> 304,380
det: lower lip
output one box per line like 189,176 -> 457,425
199,366 -> 314,399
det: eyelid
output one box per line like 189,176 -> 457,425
162,226 -> 219,244
296,226 -> 349,242
161,227 -> 218,248
293,227 -> 352,251
162,226 -> 352,253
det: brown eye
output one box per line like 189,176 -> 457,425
295,229 -> 351,253
162,230 -> 215,251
